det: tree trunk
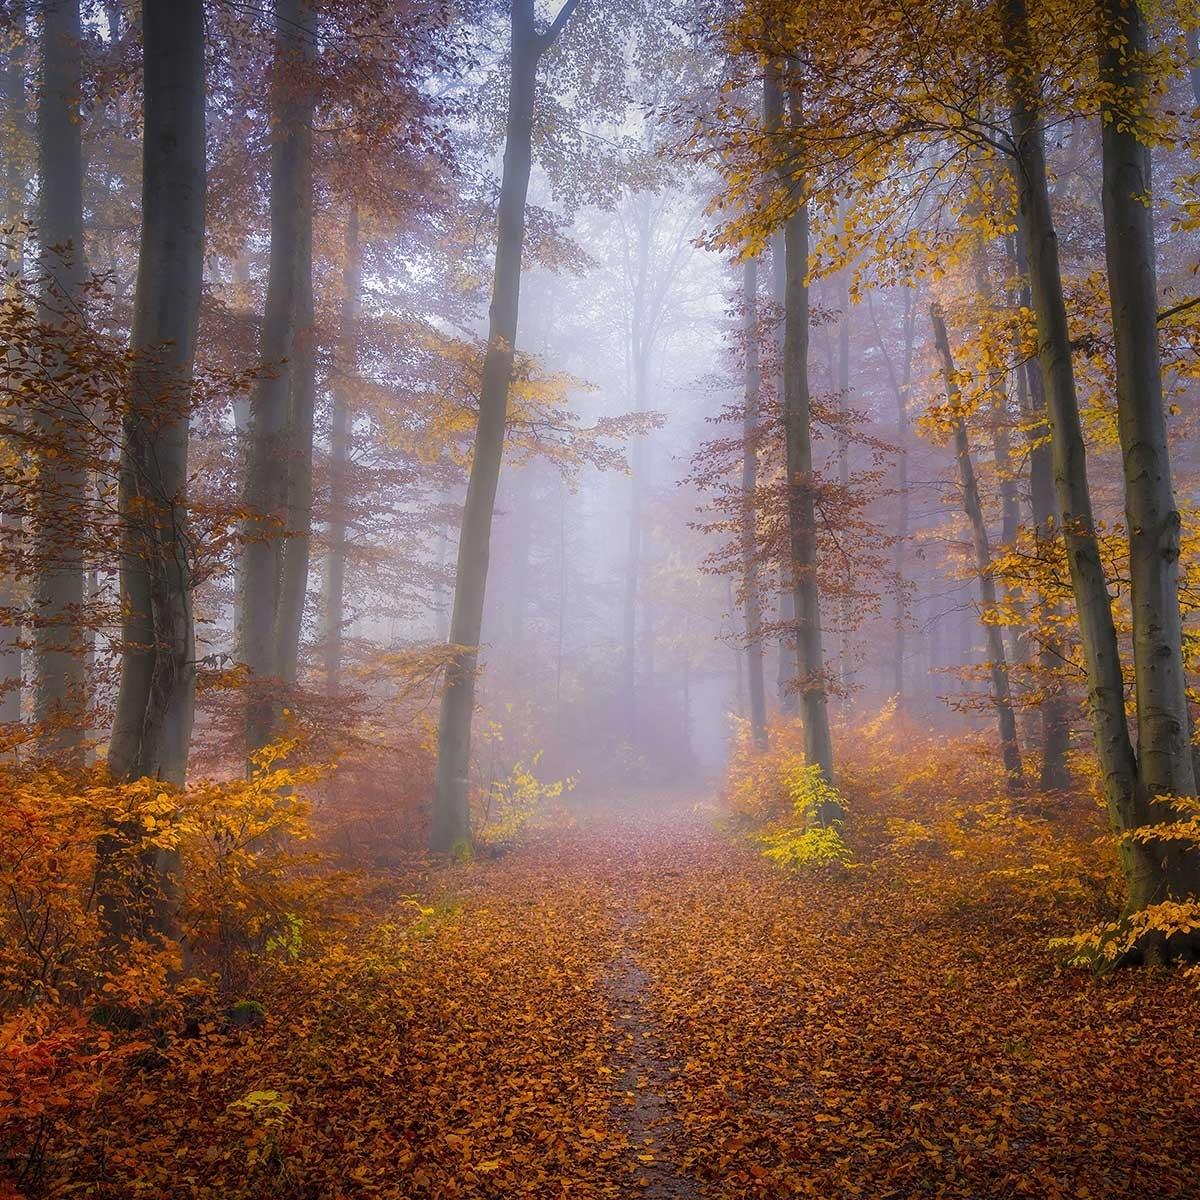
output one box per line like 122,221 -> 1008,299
1004,0 -> 1161,918
324,201 -> 359,693
741,257 -> 768,749
973,241 -> 1023,666
101,0 -> 206,942
33,0 -> 87,759
432,0 -> 579,852
834,251 -> 852,700
765,93 -> 797,716
1099,0 -> 1200,894
931,304 -> 1024,792
240,0 -> 314,759
273,147 -> 315,689
779,77 -> 836,806
0,2 -> 25,725
1011,230 -> 1071,790
867,289 -> 914,706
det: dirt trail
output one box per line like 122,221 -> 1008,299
400,790 -> 1200,1200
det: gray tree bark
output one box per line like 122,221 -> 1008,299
779,77 -> 836,808
0,2 -> 26,725
33,0 -> 86,759
1011,230 -> 1071,790
240,0 -> 315,758
1099,0 -> 1200,896
102,0 -> 206,941
431,0 -> 580,852
1004,0 -> 1166,925
742,256 -> 768,749
323,201 -> 359,693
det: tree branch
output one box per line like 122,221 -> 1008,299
537,0 -> 582,53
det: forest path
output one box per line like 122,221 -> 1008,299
389,790 -> 1200,1200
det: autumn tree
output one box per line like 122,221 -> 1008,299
100,0 -> 207,940
33,0 -> 87,757
432,0 -> 582,853
240,0 -> 316,759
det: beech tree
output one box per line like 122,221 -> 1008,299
240,0 -> 316,759
432,0 -> 581,854
931,302 -> 1023,792
101,0 -> 206,940
33,0 -> 86,757
741,256 -> 767,749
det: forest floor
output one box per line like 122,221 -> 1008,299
17,789 -> 1200,1199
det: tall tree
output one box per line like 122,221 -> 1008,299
741,256 -> 767,749
240,0 -> 316,758
0,1 -> 26,725
323,200 -> 360,693
102,0 -> 206,940
1004,0 -> 1191,941
1011,230 -> 1070,790
775,68 -> 836,802
931,303 -> 1023,792
33,0 -> 86,757
431,0 -> 580,853
866,288 -> 914,707
1098,0 -> 1199,885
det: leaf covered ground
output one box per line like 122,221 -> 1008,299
7,787 -> 1200,1199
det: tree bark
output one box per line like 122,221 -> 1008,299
931,304 -> 1024,792
240,0 -> 315,759
1004,0 -> 1161,916
0,2 -> 25,725
834,249 -> 852,699
867,289 -> 914,707
33,0 -> 86,759
102,0 -> 206,941
779,78 -> 836,806
1099,0 -> 1200,892
764,84 -> 797,716
741,257 -> 768,749
273,140 -> 315,689
431,0 -> 579,852
323,200 -> 359,693
1011,230 -> 1071,790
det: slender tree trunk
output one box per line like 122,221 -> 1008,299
240,0 -> 314,759
1099,0 -> 1200,895
101,0 -> 205,943
867,289 -> 914,706
834,252 -> 852,700
765,105 -> 797,715
0,3 -> 25,725
1011,230 -> 1071,790
324,201 -> 359,693
33,0 -> 86,759
432,0 -> 579,852
779,77 -> 836,805
273,136 -> 315,688
973,242 -> 1023,665
741,257 -> 768,749
1005,0 -> 1162,919
931,305 -> 1024,791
